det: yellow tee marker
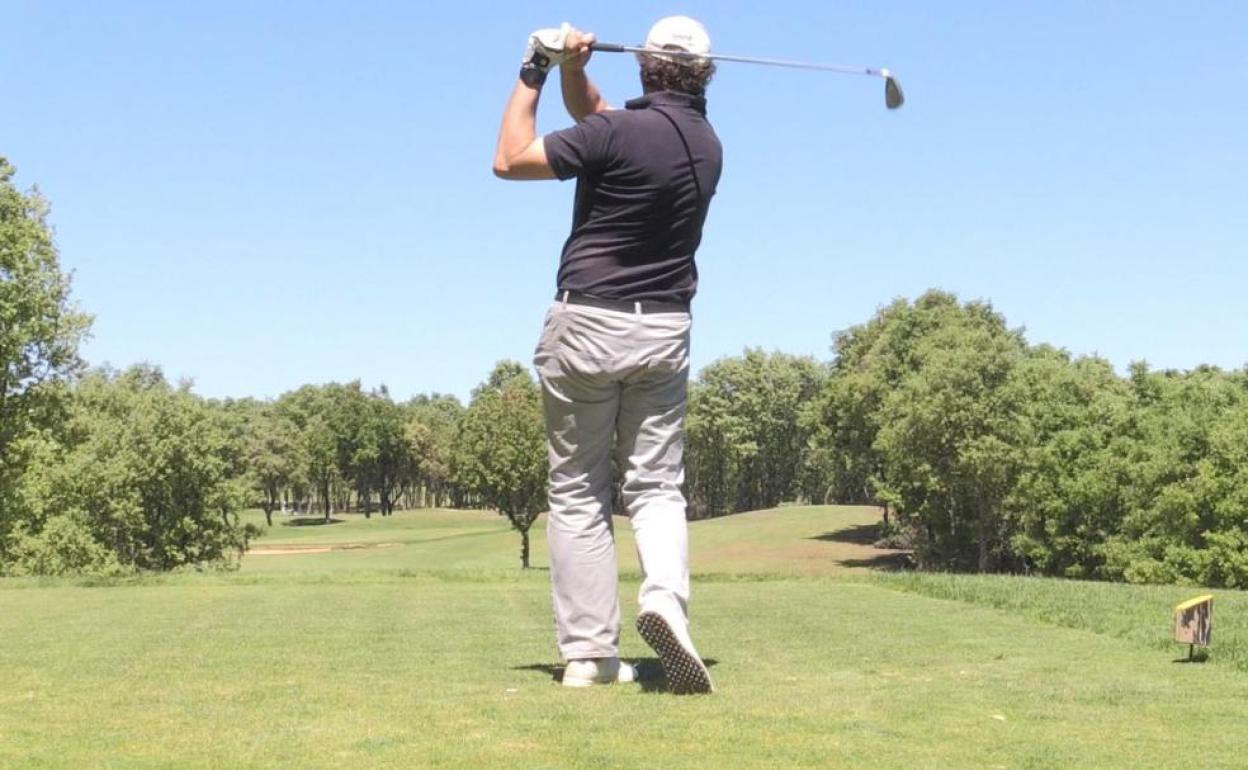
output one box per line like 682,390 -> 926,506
1174,594 -> 1213,660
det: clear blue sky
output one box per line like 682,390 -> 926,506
5,1 -> 1246,402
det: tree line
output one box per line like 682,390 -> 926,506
0,357 -> 551,575
1,158 -> 547,574
687,293 -> 1248,588
4,157 -> 1247,586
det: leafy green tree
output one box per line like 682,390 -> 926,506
0,158 -> 92,562
1002,348 -> 1136,578
277,384 -> 346,519
807,291 -> 1248,584
7,366 -> 254,575
686,350 -> 826,517
475,360 -> 530,395
873,310 -> 1027,571
809,291 -> 1028,570
455,362 -> 546,568
684,377 -> 743,518
304,414 -> 339,521
806,293 -> 968,517
804,362 -> 887,509
356,389 -> 407,516
404,394 -> 463,508
322,382 -> 369,514
244,405 -> 305,526
1099,365 -> 1248,586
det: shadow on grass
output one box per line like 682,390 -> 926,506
513,658 -> 720,694
809,523 -> 880,546
281,517 -> 344,527
839,553 -> 914,570
808,524 -> 914,571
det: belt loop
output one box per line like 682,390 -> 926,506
634,301 -> 642,314
561,290 -> 569,306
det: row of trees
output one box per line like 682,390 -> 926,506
1,156 -> 552,574
685,350 -> 828,518
811,292 -> 1248,587
0,357 -> 551,575
5,156 -> 1247,585
683,292 -> 1248,588
239,383 -> 465,523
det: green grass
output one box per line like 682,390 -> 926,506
873,570 -> 1248,672
2,506 -> 1246,768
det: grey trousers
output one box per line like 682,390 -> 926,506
533,299 -> 693,660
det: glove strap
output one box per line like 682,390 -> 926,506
520,63 -> 548,88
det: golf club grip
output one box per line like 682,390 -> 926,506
590,42 -> 628,53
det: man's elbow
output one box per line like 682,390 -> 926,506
495,153 -> 531,179
493,150 -> 554,180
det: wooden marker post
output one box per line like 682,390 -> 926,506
1174,594 -> 1213,660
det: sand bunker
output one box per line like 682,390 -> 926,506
246,542 -> 402,556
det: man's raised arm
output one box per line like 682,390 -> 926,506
560,28 -> 612,122
493,25 -> 570,180
492,79 -> 552,180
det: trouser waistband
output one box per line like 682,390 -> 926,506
556,290 -> 690,315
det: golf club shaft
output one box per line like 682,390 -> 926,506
590,42 -> 892,80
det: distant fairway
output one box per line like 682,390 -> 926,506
3,506 -> 1247,768
233,504 -> 899,576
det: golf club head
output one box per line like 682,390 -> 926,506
884,73 -> 905,109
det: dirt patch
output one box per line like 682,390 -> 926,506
246,542 -> 402,557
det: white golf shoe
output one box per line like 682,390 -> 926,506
561,657 -> 638,688
637,609 -> 715,694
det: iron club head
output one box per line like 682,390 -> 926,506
881,70 -> 905,109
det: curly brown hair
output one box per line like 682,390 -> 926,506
639,54 -> 716,97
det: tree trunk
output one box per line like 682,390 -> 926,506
379,478 -> 393,516
977,509 -> 990,573
520,527 -> 530,569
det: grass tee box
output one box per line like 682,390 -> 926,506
3,506 -> 1248,768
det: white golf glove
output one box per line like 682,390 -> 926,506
520,22 -> 571,85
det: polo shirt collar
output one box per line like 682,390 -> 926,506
625,90 -> 707,115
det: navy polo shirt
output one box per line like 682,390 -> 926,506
543,90 -> 723,304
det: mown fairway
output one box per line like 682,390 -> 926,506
3,506 -> 1246,769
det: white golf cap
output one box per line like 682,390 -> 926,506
644,16 -> 711,65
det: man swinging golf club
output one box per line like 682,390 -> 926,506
494,16 -> 721,694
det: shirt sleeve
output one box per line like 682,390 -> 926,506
543,113 -> 615,180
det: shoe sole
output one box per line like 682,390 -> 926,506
636,612 -> 714,695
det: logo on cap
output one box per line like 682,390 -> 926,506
644,16 -> 712,65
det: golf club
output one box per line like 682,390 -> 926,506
590,42 -> 905,110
